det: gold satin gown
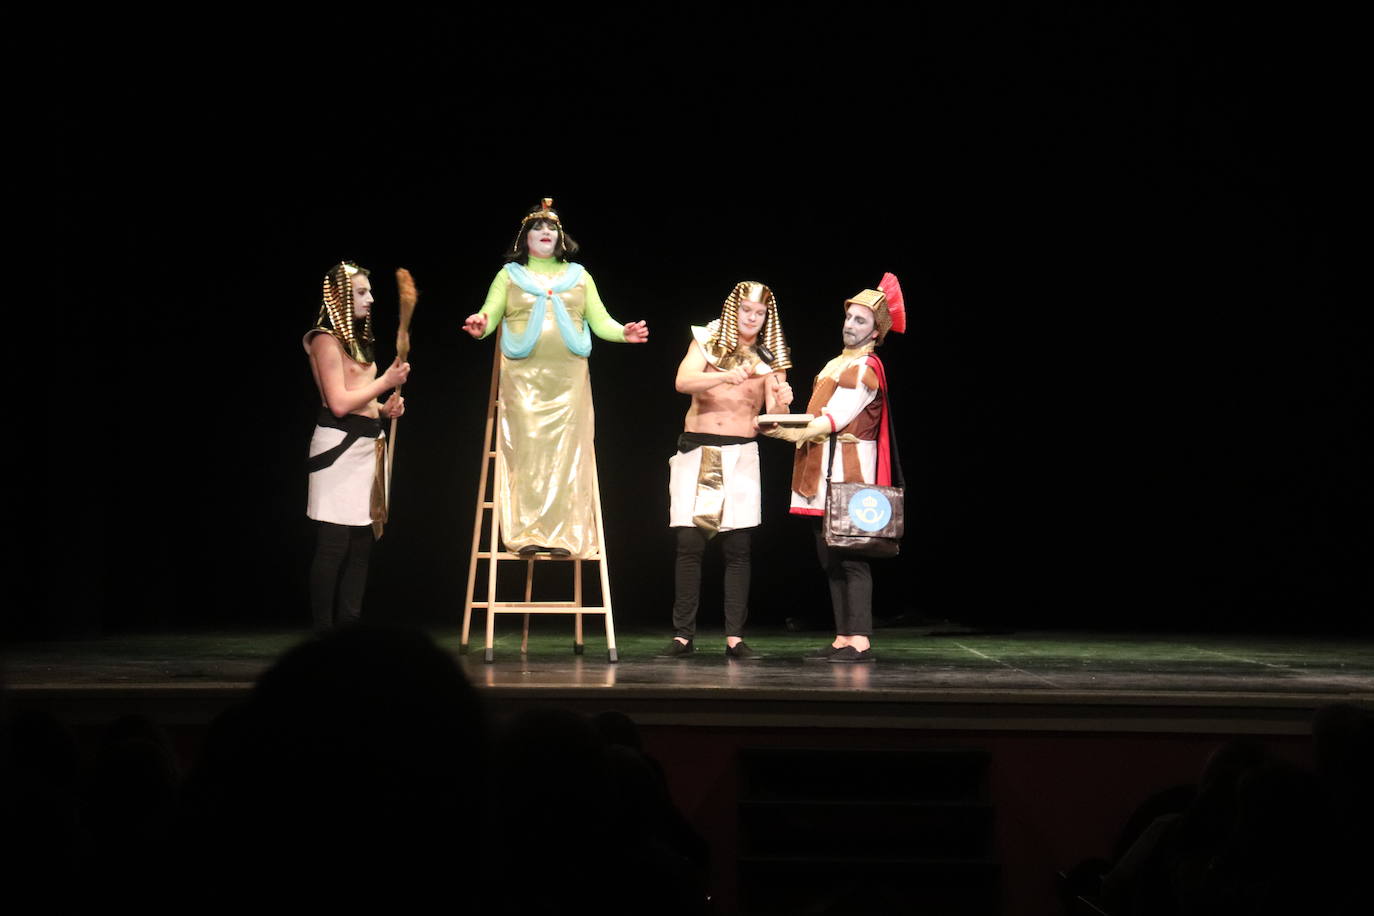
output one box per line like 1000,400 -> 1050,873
495,273 -> 600,558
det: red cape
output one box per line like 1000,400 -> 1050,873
867,355 -> 893,487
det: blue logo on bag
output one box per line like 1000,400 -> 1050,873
847,488 -> 892,532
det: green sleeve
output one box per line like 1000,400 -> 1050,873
476,269 -> 508,339
582,271 -> 626,343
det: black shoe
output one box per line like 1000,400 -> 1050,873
658,639 -> 694,658
803,644 -> 841,661
829,646 -> 874,664
725,641 -> 760,659
516,545 -> 572,558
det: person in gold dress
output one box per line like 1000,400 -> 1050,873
462,199 -> 648,557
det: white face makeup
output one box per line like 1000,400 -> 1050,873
526,220 -> 560,259
736,298 -> 767,342
842,304 -> 877,349
351,273 -> 374,320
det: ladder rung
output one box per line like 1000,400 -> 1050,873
474,551 -> 604,560
481,502 -> 494,509
489,606 -> 607,615
469,602 -> 580,608
483,601 -> 580,608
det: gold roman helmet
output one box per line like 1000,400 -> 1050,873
843,272 -> 907,345
704,280 -> 792,371
311,261 -> 375,365
509,197 -> 564,254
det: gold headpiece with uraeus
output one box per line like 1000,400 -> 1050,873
521,197 -> 561,227
508,197 -> 564,255
702,280 -> 791,372
310,261 -> 375,365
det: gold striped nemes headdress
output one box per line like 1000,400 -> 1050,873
707,280 -> 791,371
313,261 -> 375,365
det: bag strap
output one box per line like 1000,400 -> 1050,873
826,429 -> 838,486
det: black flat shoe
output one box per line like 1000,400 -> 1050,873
658,639 -> 694,658
516,545 -> 572,558
725,641 -> 760,659
828,646 -> 874,664
803,645 -> 842,661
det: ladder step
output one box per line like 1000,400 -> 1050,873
489,609 -> 607,615
475,552 -> 605,560
470,601 -> 580,608
482,502 -> 494,509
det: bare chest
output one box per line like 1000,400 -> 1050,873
343,358 -> 378,390
699,374 -> 766,411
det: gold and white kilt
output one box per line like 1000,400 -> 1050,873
668,441 -> 761,532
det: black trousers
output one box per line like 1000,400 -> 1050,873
672,527 -> 751,640
310,521 -> 373,630
812,521 -> 872,637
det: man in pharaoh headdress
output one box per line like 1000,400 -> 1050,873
663,281 -> 794,659
303,262 -> 410,630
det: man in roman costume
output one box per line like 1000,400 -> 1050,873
304,261 -> 409,630
664,281 -> 794,659
761,273 -> 905,662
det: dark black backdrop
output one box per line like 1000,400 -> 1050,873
23,7 -> 1367,639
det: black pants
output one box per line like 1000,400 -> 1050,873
672,526 -> 751,640
813,521 -> 872,636
310,522 -> 373,630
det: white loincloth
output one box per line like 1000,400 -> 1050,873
669,441 -> 761,531
307,425 -> 384,527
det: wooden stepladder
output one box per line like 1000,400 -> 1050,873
461,339 -> 619,664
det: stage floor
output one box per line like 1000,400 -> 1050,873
6,627 -> 1372,733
